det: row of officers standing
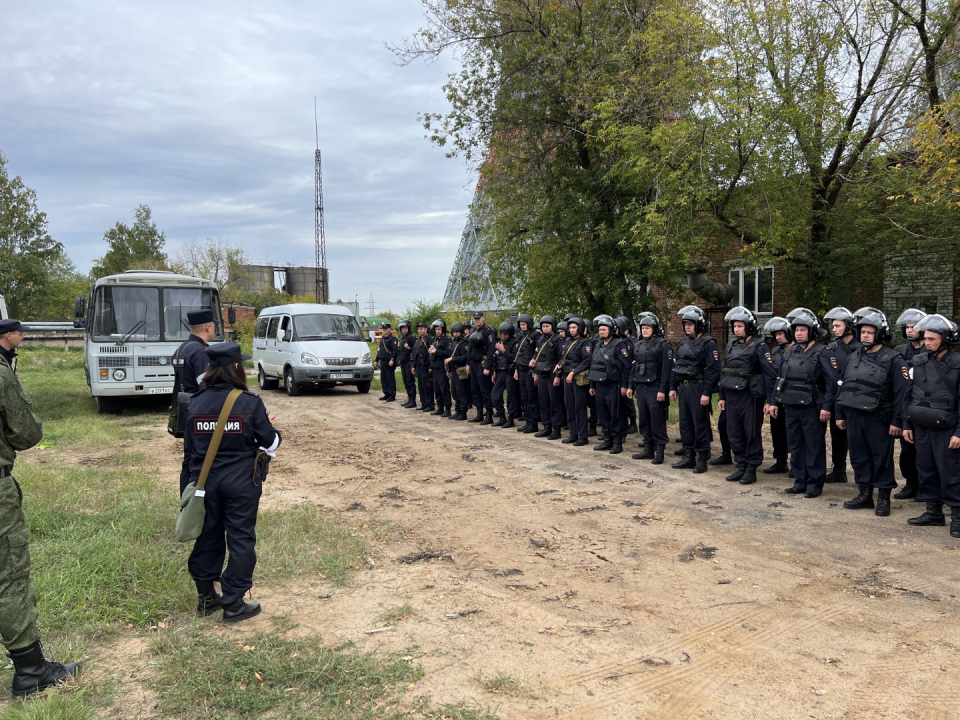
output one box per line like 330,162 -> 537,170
375,306 -> 960,537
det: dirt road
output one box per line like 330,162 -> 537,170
176,386 -> 960,719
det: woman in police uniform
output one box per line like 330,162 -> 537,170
184,343 -> 281,623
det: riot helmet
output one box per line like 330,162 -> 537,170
450,321 -> 465,336
557,320 -> 569,334
567,317 -> 583,337
594,314 -> 616,333
468,331 -> 484,348
724,306 -> 759,336
896,308 -> 928,340
398,319 -> 411,331
914,314 -> 959,346
787,307 -> 822,339
824,306 -> 855,337
637,311 -> 665,338
431,319 -> 447,334
498,321 -> 516,338
563,313 -> 576,322
677,304 -> 707,334
540,315 -> 557,332
853,307 -> 892,346
764,316 -> 793,345
517,313 -> 534,330
614,316 -> 631,336
583,318 -> 594,335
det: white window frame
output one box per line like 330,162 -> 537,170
728,266 -> 774,315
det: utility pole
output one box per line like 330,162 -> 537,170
314,98 -> 328,303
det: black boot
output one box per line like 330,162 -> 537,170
588,423 -> 598,437
634,440 -> 654,461
594,434 -> 613,451
222,596 -> 262,624
609,435 -> 623,454
441,407 -> 452,418
9,642 -> 80,699
480,408 -> 494,426
876,488 -> 891,517
894,478 -> 918,500
672,448 -> 695,469
468,407 -> 484,423
651,444 -> 665,465
562,433 -> 577,444
908,500 -> 946,526
493,413 -> 506,427
430,406 -> 444,416
547,426 -> 562,440
763,458 -> 789,474
535,423 -> 552,438
573,437 -> 589,447
709,453 -> 732,466
378,393 -> 389,401
625,419 -> 638,435
674,447 -> 687,456
196,579 -> 222,617
402,399 -> 416,408
739,465 -> 758,485
501,416 -> 515,429
825,465 -> 848,483
523,420 -> 540,434
726,462 -> 746,482
693,451 -> 710,474
843,484 -> 875,510
951,507 -> 960,538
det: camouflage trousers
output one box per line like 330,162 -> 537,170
0,475 -> 40,651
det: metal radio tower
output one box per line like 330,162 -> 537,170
314,100 -> 329,303
442,183 -> 501,310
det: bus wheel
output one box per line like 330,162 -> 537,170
95,396 -> 116,415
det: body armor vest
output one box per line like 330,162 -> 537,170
533,334 -> 559,372
495,337 -> 519,371
398,334 -> 414,363
634,337 -> 667,384
561,337 -> 586,372
449,339 -> 467,368
718,336 -> 763,392
516,331 -> 540,367
430,335 -> 451,369
672,334 -> 714,380
895,342 -> 925,363
837,347 -> 898,413
907,352 -> 960,429
777,342 -> 827,407
829,338 -> 861,366
770,344 -> 787,377
589,338 -> 624,384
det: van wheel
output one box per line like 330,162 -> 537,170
356,381 -> 371,394
284,368 -> 301,396
95,396 -> 116,415
259,367 -> 279,391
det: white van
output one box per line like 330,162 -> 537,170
252,304 -> 373,395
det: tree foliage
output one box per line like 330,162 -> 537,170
170,236 -> 251,300
91,205 -> 168,278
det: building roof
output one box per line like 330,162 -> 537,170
359,315 -> 390,327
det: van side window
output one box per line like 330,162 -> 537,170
267,317 -> 280,340
255,317 -> 268,339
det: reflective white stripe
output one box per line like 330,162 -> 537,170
259,433 -> 280,458
195,490 -> 206,498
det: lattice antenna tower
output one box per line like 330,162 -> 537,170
314,98 -> 329,303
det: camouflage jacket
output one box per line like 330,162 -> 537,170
0,356 -> 42,467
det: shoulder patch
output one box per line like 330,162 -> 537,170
621,348 -> 628,357
902,366 -> 910,380
667,349 -> 673,359
764,352 -> 773,363
829,357 -> 838,369
712,350 -> 719,361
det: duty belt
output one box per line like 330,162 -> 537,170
0,465 -> 12,478
681,379 -> 702,386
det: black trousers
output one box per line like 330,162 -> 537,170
678,382 -> 712,452
451,371 -> 470,410
770,404 -> 788,460
400,361 -> 415,401
537,373 -> 565,426
725,390 -> 764,466
623,391 -> 636,422
829,415 -> 848,469
470,361 -> 493,408
180,452 -> 192,496
492,369 -> 519,416
636,383 -> 669,445
518,369 -> 538,420
594,382 -> 625,436
785,405 -> 827,491
899,436 -> 918,483
380,361 -> 396,398
717,409 -> 731,457
564,379 -> 589,439
916,426 -> 960,507
415,364 -> 434,408
846,409 -> 896,489
432,368 -> 451,409
587,391 -> 597,426
188,474 -> 262,606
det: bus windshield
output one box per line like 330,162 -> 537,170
293,314 -> 364,340
92,286 -> 161,342
163,288 -> 222,342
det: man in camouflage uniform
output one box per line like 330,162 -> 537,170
0,319 -> 80,697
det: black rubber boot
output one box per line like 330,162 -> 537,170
739,465 -> 758,485
441,407 -> 452,418
908,500 -> 946,526
9,642 -> 80,699
196,579 -> 222,617
825,465 -> 848,483
222,597 -> 262,624
763,458 -> 789,474
562,433 -> 577,444
588,423 -> 598,437
594,434 -> 613,451
651,444 -> 665,465
535,423 -> 552,438
894,479 -> 918,500
480,408 -> 494,426
468,407 -> 484,423
501,417 -> 515,429
693,451 -> 710,474
843,484 -> 875,510
523,420 -> 540,435
609,435 -> 623,454
547,426 -> 562,440
672,449 -> 695,469
726,462 -> 746,482
573,437 -> 589,447
876,488 -> 891,517
709,453 -> 732,466
951,507 -> 960,538
634,440 -> 654,460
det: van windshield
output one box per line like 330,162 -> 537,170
293,314 -> 364,341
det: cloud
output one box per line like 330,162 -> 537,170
0,0 -> 475,313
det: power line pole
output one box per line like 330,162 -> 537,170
314,99 -> 328,303
367,293 -> 375,316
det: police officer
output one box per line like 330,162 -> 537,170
559,317 -> 592,445
589,315 -> 632,454
469,312 -> 497,425
902,314 -> 960,536
185,343 -> 280,623
173,309 -> 217,494
492,322 -> 520,427
631,312 -> 673,465
411,322 -> 434,412
835,308 -> 909,516
397,320 -> 418,408
514,314 -> 539,432
772,309 -> 840,498
556,320 -> 570,429
375,323 -> 399,402
761,317 -> 793,475
583,318 -> 599,436
0,319 -> 81,697
614,316 -> 639,436
718,307 -> 778,485
445,322 -> 471,421
531,315 -> 564,439
894,309 -> 928,500
428,320 -> 453,417
823,307 -> 862,483
670,306 -> 721,473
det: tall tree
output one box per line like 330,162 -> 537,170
170,236 -> 250,300
91,204 -> 168,277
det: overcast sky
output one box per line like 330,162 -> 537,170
0,1 -> 474,314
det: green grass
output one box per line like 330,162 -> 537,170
375,603 -> 415,627
0,692 -> 95,720
477,673 -> 527,696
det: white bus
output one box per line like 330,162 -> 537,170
74,270 -> 223,413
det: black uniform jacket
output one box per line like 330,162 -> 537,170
173,334 -> 210,394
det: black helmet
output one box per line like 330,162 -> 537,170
637,311 -> 664,338
566,317 -> 583,336
724,306 -> 758,336
677,304 -> 707,334
563,313 -> 576,322
431,319 -> 447,333
450,321 -> 465,334
540,315 -> 557,330
853,307 -> 892,345
498,321 -> 516,337
398,319 -> 411,330
583,318 -> 594,335
788,307 -> 822,338
534,321 -> 542,331
468,331 -> 484,347
557,320 -> 569,333
517,313 -> 534,329
614,316 -> 631,335
824,306 -> 855,336
764,316 -> 793,344
915,314 -> 959,346
594,314 -> 615,332
896,308 -> 927,339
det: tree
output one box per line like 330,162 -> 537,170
91,205 -> 168,278
0,151 -> 68,318
170,236 -> 251,300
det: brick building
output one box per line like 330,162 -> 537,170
220,303 -> 256,341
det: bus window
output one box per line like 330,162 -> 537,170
92,286 -> 161,341
163,288 -> 221,342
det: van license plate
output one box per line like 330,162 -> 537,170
149,388 -> 172,394
330,373 -> 353,380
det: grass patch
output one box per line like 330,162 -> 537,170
0,691 -> 95,720
477,673 -> 527,696
375,603 -> 415,627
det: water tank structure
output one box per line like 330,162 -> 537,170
237,265 -> 276,293
286,266 -> 329,302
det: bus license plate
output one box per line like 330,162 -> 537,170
149,388 -> 173,394
330,373 -> 353,380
